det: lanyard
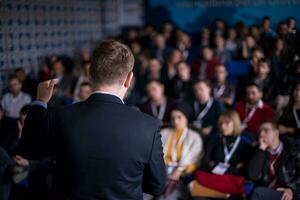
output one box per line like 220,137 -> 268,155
222,136 -> 241,164
243,100 -> 263,124
268,142 -> 283,176
293,108 -> 300,129
199,62 -> 207,79
194,97 -> 213,121
151,101 -> 166,121
243,107 -> 256,124
169,129 -> 188,164
213,85 -> 226,98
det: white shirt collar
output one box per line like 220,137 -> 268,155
91,91 -> 124,104
10,92 -> 23,99
247,100 -> 264,109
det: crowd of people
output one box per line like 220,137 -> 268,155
1,16 -> 300,200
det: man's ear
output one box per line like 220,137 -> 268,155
124,72 -> 133,89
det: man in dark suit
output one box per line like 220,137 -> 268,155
18,40 -> 166,200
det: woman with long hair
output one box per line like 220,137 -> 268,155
278,82 -> 300,139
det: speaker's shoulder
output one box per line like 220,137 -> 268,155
122,105 -> 160,126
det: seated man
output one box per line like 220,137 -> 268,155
73,82 -> 92,103
235,83 -> 274,138
191,79 -> 225,137
15,68 -> 38,97
192,47 -> 221,80
166,61 -> 194,102
1,76 -> 31,119
211,64 -> 235,107
249,58 -> 279,107
138,79 -> 175,126
247,120 -> 300,200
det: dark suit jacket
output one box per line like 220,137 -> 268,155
138,98 -> 176,125
18,93 -> 166,200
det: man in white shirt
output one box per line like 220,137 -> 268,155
1,76 -> 31,119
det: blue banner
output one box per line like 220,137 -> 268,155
147,0 -> 300,32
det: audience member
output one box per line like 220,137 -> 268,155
74,82 -> 92,103
161,49 -> 183,83
166,61 -> 194,102
138,80 -> 175,125
195,110 -> 252,200
240,35 -> 257,59
235,83 -> 274,138
15,68 -> 37,97
251,58 -> 279,106
52,56 -> 77,98
192,47 -> 221,80
73,61 -> 91,100
214,35 -> 232,63
225,28 -> 238,58
1,76 -> 31,119
191,80 -> 225,137
247,120 -> 300,200
278,82 -> 300,139
160,103 -> 203,199
150,34 -> 171,63
211,64 -> 235,107
0,15 -> 299,200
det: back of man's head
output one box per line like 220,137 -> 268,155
90,40 -> 134,87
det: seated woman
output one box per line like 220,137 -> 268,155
278,82 -> 300,140
195,110 -> 252,200
159,103 -> 203,200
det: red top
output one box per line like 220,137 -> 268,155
235,101 -> 275,134
192,57 -> 221,80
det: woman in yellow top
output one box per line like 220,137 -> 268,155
159,103 -> 203,200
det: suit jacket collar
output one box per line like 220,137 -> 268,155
86,93 -> 124,105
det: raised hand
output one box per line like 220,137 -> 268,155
37,79 -> 59,104
259,136 -> 268,151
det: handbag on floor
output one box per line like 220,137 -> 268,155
189,180 -> 230,198
195,171 -> 245,195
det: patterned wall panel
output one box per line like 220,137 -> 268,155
0,0 -> 102,70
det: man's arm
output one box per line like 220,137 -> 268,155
142,126 -> 166,195
18,103 -> 51,160
18,79 -> 59,160
200,137 -> 216,171
285,151 -> 300,198
246,148 -> 268,181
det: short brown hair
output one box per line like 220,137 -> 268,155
260,119 -> 278,130
193,79 -> 211,89
90,40 -> 134,86
218,110 -> 242,136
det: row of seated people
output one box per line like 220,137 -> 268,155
139,78 -> 300,142
1,77 -> 300,200
0,16 -> 299,199
1,89 -> 298,200
3,71 -> 299,145
1,15 -> 299,108
154,107 -> 300,200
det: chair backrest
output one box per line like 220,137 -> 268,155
225,60 -> 251,84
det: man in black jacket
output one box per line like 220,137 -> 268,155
0,146 -> 13,200
18,40 -> 166,200
247,120 -> 300,200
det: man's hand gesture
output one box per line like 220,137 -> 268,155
37,79 -> 59,104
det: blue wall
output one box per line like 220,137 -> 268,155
147,0 -> 300,32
